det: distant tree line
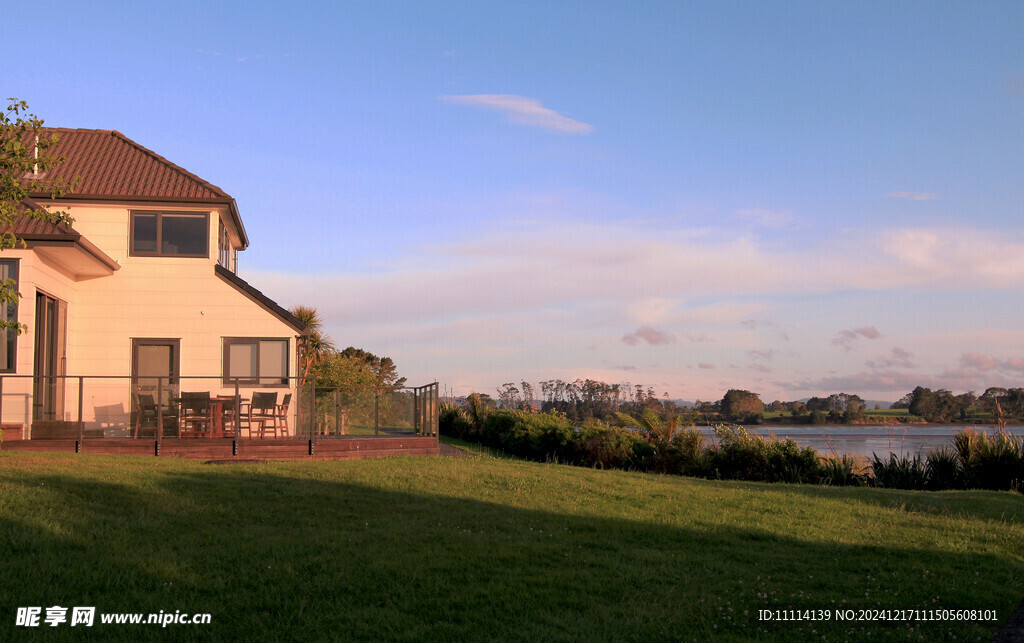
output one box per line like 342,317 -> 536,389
894,387 -> 1024,423
465,378 -> 1024,426
492,379 -> 673,420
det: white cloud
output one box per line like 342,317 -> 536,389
878,228 -> 1024,287
440,94 -> 594,134
245,218 -> 1024,399
247,223 -> 1024,346
884,191 -> 939,201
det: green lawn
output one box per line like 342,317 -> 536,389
0,451 -> 1021,640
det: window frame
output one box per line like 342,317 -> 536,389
129,210 -> 210,258
222,337 -> 290,388
0,259 -> 19,373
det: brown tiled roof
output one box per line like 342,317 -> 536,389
5,198 -> 76,238
27,128 -> 227,200
1,200 -> 120,271
23,128 -> 248,248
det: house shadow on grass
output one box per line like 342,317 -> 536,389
0,457 -> 1020,641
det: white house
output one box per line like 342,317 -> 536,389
2,128 -> 307,438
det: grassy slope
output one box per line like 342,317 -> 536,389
0,451 -> 1021,641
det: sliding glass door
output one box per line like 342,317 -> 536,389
32,292 -> 67,421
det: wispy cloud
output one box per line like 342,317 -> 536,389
736,208 -> 794,228
885,191 -> 939,201
440,94 -> 594,134
621,326 -> 676,346
246,217 -> 1024,400
960,353 -> 1024,374
741,319 -> 791,342
832,327 -> 881,351
866,347 -> 915,369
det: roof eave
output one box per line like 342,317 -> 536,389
214,264 -> 307,334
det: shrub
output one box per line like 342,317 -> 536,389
672,427 -> 709,477
710,425 -> 821,484
479,410 -> 575,462
575,422 -> 647,470
439,401 -> 473,439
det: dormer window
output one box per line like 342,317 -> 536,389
130,211 -> 209,257
218,219 -> 236,271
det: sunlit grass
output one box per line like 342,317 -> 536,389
0,451 -> 1020,640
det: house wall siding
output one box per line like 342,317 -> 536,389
2,205 -> 299,433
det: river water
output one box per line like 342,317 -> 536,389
694,425 -> 1024,459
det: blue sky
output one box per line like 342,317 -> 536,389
6,1 -> 1023,401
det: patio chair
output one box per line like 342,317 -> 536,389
275,393 -> 292,436
134,394 -> 177,438
218,396 -> 238,438
178,392 -> 212,438
245,391 -> 279,438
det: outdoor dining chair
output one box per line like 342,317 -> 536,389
178,392 -> 213,437
245,391 -> 279,438
218,396 -> 238,438
275,393 -> 292,436
134,393 -> 177,438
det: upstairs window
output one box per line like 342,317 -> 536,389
223,338 -> 289,387
0,260 -> 18,372
130,212 -> 209,257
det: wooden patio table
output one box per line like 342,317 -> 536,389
210,397 -> 247,438
175,396 -> 247,438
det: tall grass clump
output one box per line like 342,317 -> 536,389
960,429 -> 1024,491
871,453 -> 928,490
925,446 -> 962,490
819,454 -> 867,487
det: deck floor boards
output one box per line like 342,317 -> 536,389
0,436 -> 440,461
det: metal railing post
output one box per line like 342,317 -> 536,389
414,387 -> 419,435
77,377 -> 84,450
156,377 -> 163,456
334,390 -> 340,435
234,378 -> 241,454
309,380 -> 317,454
309,380 -> 316,439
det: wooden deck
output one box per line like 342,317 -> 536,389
0,436 -> 440,461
